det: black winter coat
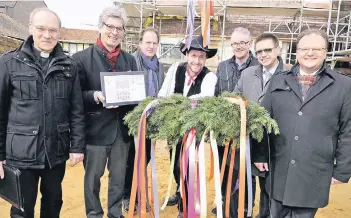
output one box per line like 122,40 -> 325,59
0,36 -> 85,169
72,45 -> 138,145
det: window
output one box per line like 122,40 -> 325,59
69,43 -> 77,54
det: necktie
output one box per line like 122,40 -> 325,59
263,71 -> 272,86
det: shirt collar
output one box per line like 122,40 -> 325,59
230,51 -> 253,66
300,68 -> 320,76
263,61 -> 279,76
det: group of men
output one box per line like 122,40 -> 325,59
0,5 -> 350,218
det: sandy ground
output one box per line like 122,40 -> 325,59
0,141 -> 350,218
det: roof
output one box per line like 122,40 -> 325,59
0,1 -> 47,26
0,12 -> 28,39
59,28 -> 98,44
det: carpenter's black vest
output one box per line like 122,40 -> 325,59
174,63 -> 210,97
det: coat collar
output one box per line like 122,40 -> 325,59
230,51 -> 255,65
94,44 -> 127,72
16,35 -> 65,61
284,62 -> 335,107
253,56 -> 285,80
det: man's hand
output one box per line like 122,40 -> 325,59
96,91 -> 105,103
96,91 -> 119,109
331,177 -> 343,185
69,153 -> 84,167
0,160 -> 6,179
254,162 -> 269,172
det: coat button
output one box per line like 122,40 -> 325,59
298,111 -> 303,116
33,131 -> 37,135
44,85 -> 48,89
294,136 -> 299,140
291,160 -> 296,164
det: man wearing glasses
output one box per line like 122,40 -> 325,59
254,29 -> 351,217
0,8 -> 85,218
234,33 -> 290,218
212,27 -> 259,215
72,6 -> 137,218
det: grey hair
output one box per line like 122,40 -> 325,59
98,6 -> 128,29
29,8 -> 62,28
232,27 -> 252,39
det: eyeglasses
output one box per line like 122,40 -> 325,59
255,47 -> 277,56
34,26 -> 59,36
103,23 -> 125,33
297,48 -> 326,55
231,41 -> 250,48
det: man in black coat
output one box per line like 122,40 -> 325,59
254,29 -> 351,218
72,6 -> 137,218
0,8 -> 85,218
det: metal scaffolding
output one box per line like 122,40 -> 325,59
114,0 -> 350,67
267,0 -> 351,65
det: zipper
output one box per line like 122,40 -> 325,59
14,57 -> 43,75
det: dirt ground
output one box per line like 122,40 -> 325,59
0,141 -> 350,218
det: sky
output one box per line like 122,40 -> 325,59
45,0 -> 114,29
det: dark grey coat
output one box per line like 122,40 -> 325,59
256,64 -> 351,208
235,57 -> 289,177
215,52 -> 258,96
235,57 -> 288,104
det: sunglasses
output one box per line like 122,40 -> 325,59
255,47 -> 278,56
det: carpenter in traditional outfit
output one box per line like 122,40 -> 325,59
158,35 -> 218,218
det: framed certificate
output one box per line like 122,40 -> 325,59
100,71 -> 148,107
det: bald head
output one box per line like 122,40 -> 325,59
29,8 -> 61,52
29,8 -> 61,28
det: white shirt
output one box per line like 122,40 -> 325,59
158,62 -> 218,99
263,61 -> 279,86
300,68 -> 319,76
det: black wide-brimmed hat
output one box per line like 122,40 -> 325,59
180,35 -> 217,59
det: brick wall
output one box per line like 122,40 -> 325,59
0,35 -> 22,55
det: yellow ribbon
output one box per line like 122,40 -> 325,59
160,143 -> 177,210
209,130 -> 223,218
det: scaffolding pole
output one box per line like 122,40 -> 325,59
220,1 -> 227,62
332,0 -> 342,59
327,0 -> 333,36
346,10 -> 351,50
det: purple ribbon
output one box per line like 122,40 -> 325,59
188,131 -> 196,218
151,141 -> 160,217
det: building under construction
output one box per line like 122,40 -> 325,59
113,0 -> 351,73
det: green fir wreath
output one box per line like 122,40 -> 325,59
124,92 -> 279,147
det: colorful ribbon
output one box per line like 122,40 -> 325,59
210,130 -> 223,218
198,131 -> 207,218
245,135 -> 253,217
128,100 -> 159,218
129,97 -> 249,218
160,143 -> 176,210
150,141 -> 160,217
224,97 -> 248,218
183,0 -> 196,51
188,130 -> 196,218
